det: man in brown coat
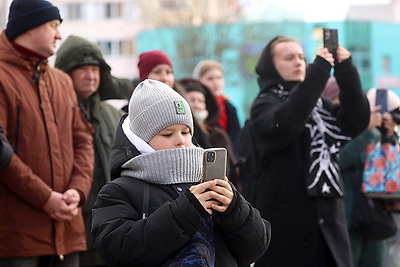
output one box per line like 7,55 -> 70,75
0,0 -> 94,266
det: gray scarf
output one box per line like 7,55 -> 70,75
121,147 -> 204,185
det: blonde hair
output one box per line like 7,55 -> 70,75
192,60 -> 223,79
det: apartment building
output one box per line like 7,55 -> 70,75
0,0 -> 12,29
49,0 -> 240,79
347,0 -> 400,22
51,0 -> 141,78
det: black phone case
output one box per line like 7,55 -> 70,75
323,28 -> 338,54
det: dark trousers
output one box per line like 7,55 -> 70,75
0,252 -> 79,267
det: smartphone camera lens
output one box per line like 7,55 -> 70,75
206,151 -> 216,162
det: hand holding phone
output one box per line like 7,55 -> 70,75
375,88 -> 388,114
323,28 -> 338,56
189,178 -> 233,214
202,148 -> 227,182
375,88 -> 389,135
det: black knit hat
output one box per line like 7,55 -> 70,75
6,0 -> 62,41
255,36 -> 283,80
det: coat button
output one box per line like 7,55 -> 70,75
319,218 -> 324,225
176,187 -> 183,192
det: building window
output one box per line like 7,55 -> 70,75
347,46 -> 370,73
124,2 -> 140,19
362,58 -> 370,70
119,40 -> 135,55
66,3 -> 82,19
105,2 -> 123,18
382,55 -> 390,73
159,0 -> 189,10
98,41 -> 113,56
97,40 -> 135,56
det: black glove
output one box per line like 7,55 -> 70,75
0,126 -> 13,170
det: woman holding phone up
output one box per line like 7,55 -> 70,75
245,36 -> 370,267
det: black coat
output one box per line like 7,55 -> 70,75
92,118 -> 271,266
225,99 -> 241,151
248,57 -> 370,267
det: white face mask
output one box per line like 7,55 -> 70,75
194,110 -> 208,122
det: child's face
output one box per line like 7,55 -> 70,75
148,124 -> 192,150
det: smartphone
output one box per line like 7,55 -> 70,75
202,148 -> 227,182
323,28 -> 338,54
375,88 -> 388,114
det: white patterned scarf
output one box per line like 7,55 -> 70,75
305,99 -> 351,197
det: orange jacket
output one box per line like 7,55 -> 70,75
0,30 -> 94,258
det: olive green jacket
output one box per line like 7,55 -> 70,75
55,35 -> 124,265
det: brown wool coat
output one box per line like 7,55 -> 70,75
0,30 -> 94,258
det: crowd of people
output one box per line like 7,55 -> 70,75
1,0 -> 400,266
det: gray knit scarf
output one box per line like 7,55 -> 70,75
121,147 -> 204,185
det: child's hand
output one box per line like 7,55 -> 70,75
208,178 -> 233,213
190,180 -> 222,214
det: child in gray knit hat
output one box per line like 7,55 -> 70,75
91,79 -> 270,266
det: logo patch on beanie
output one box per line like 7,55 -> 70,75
174,101 -> 186,114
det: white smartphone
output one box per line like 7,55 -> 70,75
202,148 -> 227,182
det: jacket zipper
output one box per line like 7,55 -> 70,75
33,62 -> 59,256
14,105 -> 21,153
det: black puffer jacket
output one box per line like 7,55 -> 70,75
91,116 -> 271,266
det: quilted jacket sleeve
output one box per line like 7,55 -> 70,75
91,179 -> 206,266
212,186 -> 271,266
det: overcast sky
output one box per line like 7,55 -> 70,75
240,0 -> 391,21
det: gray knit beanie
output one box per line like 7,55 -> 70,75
128,79 -> 193,143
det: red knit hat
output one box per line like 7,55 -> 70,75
137,50 -> 173,81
